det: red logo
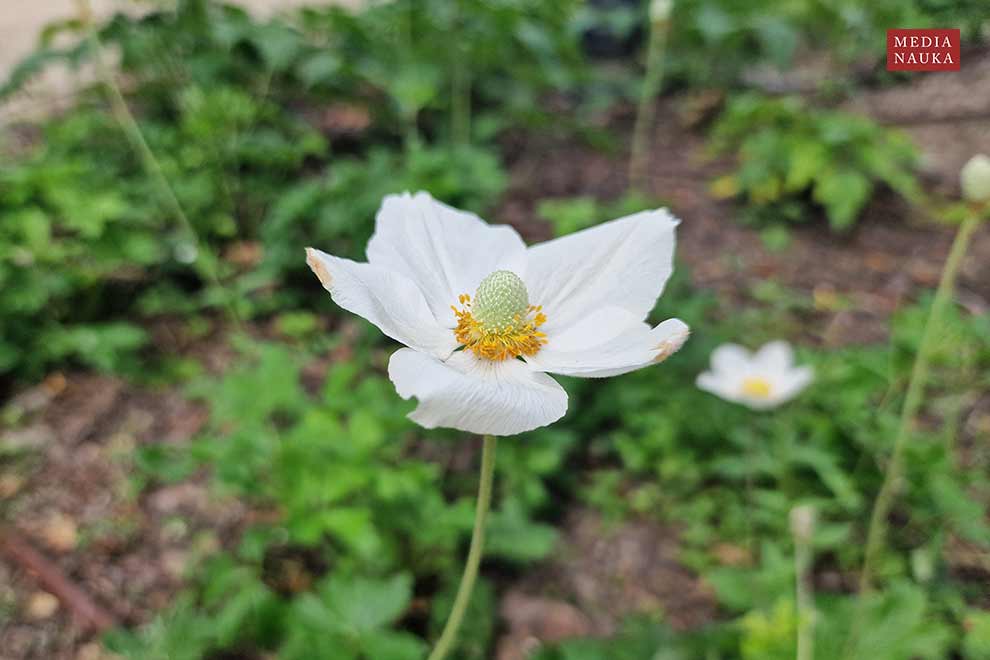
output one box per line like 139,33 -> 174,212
887,29 -> 960,71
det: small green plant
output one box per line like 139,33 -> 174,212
567,285 -> 990,658
534,578 -> 954,660
709,94 -> 920,230
657,0 -> 988,89
0,0 -> 533,381
113,339 -> 574,658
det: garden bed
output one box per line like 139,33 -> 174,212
2,82 -> 989,655
1,2 -> 989,658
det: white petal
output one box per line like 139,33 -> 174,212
306,248 -> 456,359
527,310 -> 689,378
771,365 -> 814,404
366,192 -> 527,326
710,343 -> 753,374
388,348 -> 567,435
696,370 -> 739,402
524,208 -> 678,332
697,362 -> 812,410
753,340 -> 794,372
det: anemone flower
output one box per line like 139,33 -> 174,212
306,191 -> 687,660
306,191 -> 689,435
696,340 -> 813,410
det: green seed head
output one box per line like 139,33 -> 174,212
473,270 -> 529,332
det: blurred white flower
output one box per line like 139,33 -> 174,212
961,154 -> 990,203
696,340 -> 812,410
307,191 -> 688,436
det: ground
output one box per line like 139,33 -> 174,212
1,37 -> 990,660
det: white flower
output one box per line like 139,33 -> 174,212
696,340 -> 812,410
961,154 -> 990,203
306,191 -> 688,436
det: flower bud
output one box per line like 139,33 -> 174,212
650,0 -> 673,24
961,154 -> 990,203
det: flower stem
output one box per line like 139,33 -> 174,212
791,506 -> 816,660
628,16 -> 669,191
857,212 -> 979,595
73,0 -> 242,331
428,434 -> 497,660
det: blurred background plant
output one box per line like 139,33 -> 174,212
0,0 -> 988,658
708,94 -> 921,230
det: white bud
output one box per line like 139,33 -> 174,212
650,0 -> 673,23
961,154 -> 990,203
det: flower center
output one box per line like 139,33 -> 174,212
741,377 -> 773,399
452,270 -> 547,361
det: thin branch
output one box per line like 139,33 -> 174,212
0,527 -> 118,632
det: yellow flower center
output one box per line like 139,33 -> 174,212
741,377 -> 773,399
452,270 -> 547,361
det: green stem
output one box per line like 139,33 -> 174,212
742,429 -> 757,558
792,508 -> 815,660
403,113 -> 421,157
428,434 -> 497,660
857,212 -> 979,594
74,0 -> 242,330
628,18 -> 668,191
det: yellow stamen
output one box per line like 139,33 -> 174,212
452,294 -> 548,361
741,377 -> 773,399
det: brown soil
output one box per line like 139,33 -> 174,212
0,373 -> 224,660
496,511 -> 718,660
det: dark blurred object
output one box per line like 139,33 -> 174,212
580,0 -> 644,59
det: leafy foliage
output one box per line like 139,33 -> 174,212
113,341 -> 575,657
548,286 -> 990,659
534,580 -> 957,660
1,0 -> 564,381
709,94 -> 920,230
571,0 -> 988,94
2,1 -> 989,658
113,277 -> 990,659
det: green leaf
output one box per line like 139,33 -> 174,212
252,23 -> 304,72
817,581 -> 952,659
298,52 -> 342,87
784,141 -> 827,192
485,498 -> 558,562
814,169 -> 872,230
789,445 -> 861,509
322,573 -> 413,635
389,64 -> 441,117
963,610 -> 990,659
361,631 -> 427,660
